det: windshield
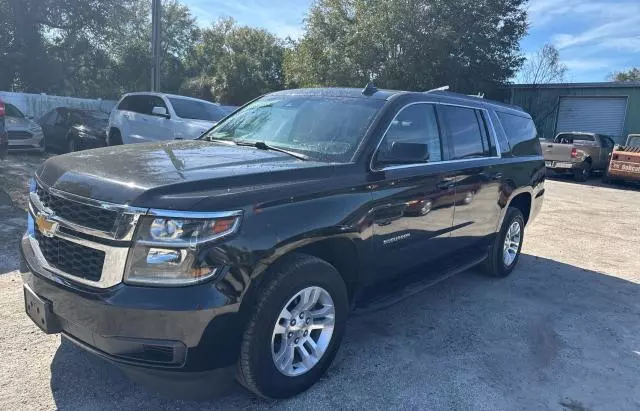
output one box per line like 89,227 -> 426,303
5,103 -> 24,118
627,136 -> 640,147
202,95 -> 384,162
168,98 -> 226,122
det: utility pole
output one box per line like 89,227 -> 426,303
151,0 -> 162,91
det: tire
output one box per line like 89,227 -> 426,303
108,129 -> 123,146
483,207 -> 525,278
237,253 -> 348,399
574,162 -> 591,182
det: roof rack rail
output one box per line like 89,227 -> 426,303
425,85 -> 449,93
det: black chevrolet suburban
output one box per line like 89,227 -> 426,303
21,87 -> 544,398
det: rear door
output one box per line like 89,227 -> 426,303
437,104 -> 503,250
370,103 -> 457,278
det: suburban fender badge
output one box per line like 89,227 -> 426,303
383,233 -> 411,245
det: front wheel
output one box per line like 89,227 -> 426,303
483,207 -> 525,277
574,162 -> 591,182
237,254 -> 348,398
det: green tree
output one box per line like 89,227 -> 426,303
284,0 -> 528,94
609,68 -> 640,82
0,0 -> 128,94
109,0 -> 199,95
182,18 -> 285,105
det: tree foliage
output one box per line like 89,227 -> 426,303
609,68 -> 640,82
182,19 -> 285,105
518,44 -> 566,84
1,0 -> 530,104
284,0 -> 528,94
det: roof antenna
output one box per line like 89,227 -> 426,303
362,81 -> 378,96
425,85 -> 449,93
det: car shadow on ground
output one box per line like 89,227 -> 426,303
48,254 -> 640,410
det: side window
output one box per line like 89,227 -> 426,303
378,103 -> 443,164
496,112 -> 539,156
117,96 -> 132,111
439,105 -> 490,160
148,96 -> 167,113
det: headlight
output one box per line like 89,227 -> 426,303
124,212 -> 241,286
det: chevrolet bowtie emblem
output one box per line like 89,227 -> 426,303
35,212 -> 58,238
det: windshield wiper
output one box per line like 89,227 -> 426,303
234,141 -> 309,161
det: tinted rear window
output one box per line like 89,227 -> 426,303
497,112 -> 540,156
439,105 -> 491,160
168,98 -> 225,122
555,133 -> 594,143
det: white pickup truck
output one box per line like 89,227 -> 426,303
541,132 -> 616,181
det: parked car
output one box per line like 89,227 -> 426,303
3,102 -> 44,152
0,99 -> 7,159
542,132 -> 615,181
21,87 -> 544,399
604,134 -> 640,184
38,108 -> 109,153
107,92 -> 228,145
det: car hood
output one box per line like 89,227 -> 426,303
175,118 -> 217,139
36,140 -> 335,210
5,116 -> 37,131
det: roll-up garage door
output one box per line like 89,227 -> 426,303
555,97 -> 627,137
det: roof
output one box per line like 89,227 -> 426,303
268,87 -> 403,100
510,81 -> 640,89
123,92 -> 220,104
429,90 -> 525,113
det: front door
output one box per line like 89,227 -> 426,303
127,95 -> 174,143
370,103 -> 456,278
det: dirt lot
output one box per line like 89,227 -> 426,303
1,154 -> 639,410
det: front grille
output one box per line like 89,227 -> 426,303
35,231 -> 105,282
37,186 -> 118,232
8,131 -> 33,140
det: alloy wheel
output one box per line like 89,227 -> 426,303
271,286 -> 335,377
502,221 -> 521,267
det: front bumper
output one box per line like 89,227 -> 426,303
544,160 -> 579,170
20,234 -> 246,371
8,130 -> 43,150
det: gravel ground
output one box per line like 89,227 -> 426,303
1,160 -> 639,410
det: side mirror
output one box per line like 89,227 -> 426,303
152,106 -> 170,118
378,141 -> 430,165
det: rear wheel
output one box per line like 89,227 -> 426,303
574,162 -> 591,182
483,207 -> 525,277
237,253 -> 348,398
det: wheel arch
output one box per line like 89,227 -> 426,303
240,236 -> 361,320
496,187 -> 533,229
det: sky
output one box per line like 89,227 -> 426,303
183,0 -> 640,83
